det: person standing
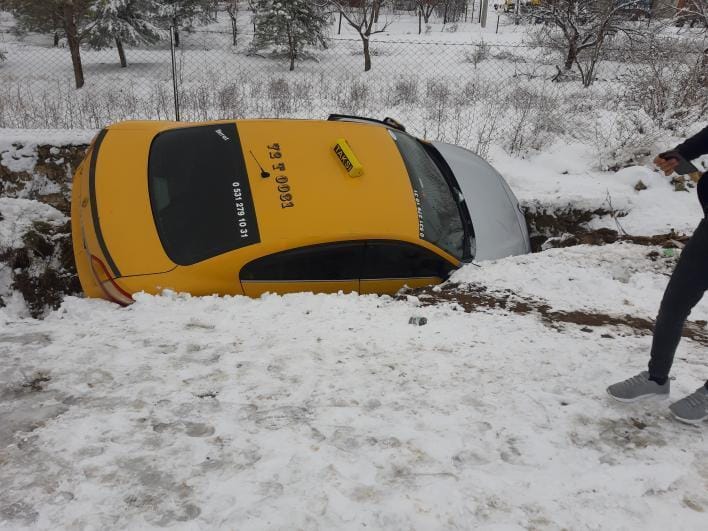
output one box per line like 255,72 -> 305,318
607,125 -> 708,425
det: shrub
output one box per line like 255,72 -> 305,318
392,78 -> 419,105
464,40 -> 490,68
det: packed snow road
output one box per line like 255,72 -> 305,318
1,243 -> 707,530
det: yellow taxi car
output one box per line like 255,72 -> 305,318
71,115 -> 530,305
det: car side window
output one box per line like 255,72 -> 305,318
240,242 -> 364,281
363,241 -> 456,279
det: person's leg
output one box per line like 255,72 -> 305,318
648,218 -> 708,382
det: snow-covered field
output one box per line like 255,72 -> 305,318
0,8 -> 704,164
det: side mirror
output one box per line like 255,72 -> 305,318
382,117 -> 406,132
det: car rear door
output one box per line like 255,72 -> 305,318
239,242 -> 363,297
360,241 -> 456,295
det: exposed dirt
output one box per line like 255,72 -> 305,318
541,228 -> 691,251
0,220 -> 81,317
522,202 -> 691,253
399,283 -> 708,346
1,143 -> 86,316
522,204 -> 624,252
0,144 -> 88,215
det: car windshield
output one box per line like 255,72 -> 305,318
390,130 -> 467,260
148,123 -> 260,265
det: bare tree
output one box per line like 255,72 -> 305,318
226,0 -> 239,46
329,1 -> 393,71
533,0 -> 646,86
673,0 -> 708,27
416,0 -> 444,25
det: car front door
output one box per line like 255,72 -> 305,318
239,241 -> 363,297
360,240 -> 456,295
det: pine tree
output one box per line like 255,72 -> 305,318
4,1 -> 96,88
253,0 -> 331,71
157,0 -> 212,47
2,0 -> 66,46
87,0 -> 165,68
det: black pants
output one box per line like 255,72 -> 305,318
648,218 -> 708,386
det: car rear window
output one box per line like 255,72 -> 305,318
148,123 -> 260,265
390,131 -> 465,260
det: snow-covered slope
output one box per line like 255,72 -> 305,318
1,242 -> 707,530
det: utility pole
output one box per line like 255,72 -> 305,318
481,0 -> 489,28
515,0 -> 521,25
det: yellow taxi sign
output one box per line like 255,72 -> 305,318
333,138 -> 364,177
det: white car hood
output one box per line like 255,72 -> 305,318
431,141 -> 530,261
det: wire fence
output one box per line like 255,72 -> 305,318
0,25 -> 706,159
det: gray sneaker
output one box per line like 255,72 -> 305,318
607,371 -> 670,403
669,387 -> 708,425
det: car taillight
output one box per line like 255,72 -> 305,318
89,255 -> 134,306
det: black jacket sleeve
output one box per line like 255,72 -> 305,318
675,125 -> 708,161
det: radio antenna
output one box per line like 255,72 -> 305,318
249,151 -> 271,178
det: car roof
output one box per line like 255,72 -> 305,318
231,119 -> 423,252
102,119 -> 459,271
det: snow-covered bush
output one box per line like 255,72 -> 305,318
464,40 -> 490,68
348,80 -> 370,113
592,109 -> 659,170
622,51 -> 707,125
506,86 -> 561,154
267,77 -> 293,116
391,78 -> 419,105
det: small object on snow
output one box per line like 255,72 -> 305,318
634,180 -> 647,191
408,316 -> 427,326
661,248 -> 681,258
671,175 -> 688,192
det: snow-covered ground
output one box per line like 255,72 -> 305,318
1,242 -> 708,530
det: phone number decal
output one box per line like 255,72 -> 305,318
231,181 -> 253,239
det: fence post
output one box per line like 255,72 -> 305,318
170,26 -> 181,122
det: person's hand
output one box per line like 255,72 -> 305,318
654,151 -> 680,176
